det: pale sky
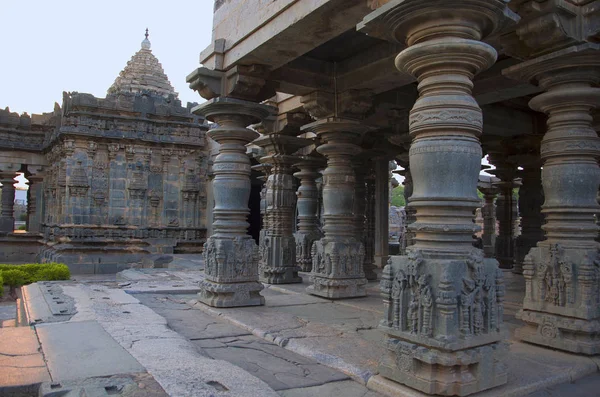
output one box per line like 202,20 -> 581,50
0,1 -> 214,115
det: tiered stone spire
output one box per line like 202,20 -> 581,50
107,29 -> 177,98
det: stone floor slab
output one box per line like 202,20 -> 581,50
35,320 -> 145,381
279,379 -> 384,397
197,335 -> 348,391
0,326 -> 51,389
38,373 -> 168,397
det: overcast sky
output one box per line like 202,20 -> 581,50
0,1 -> 214,115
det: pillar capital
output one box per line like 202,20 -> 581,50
187,64 -> 274,102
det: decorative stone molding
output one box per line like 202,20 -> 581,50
301,90 -> 374,121
501,0 -> 600,60
359,1 -> 518,394
192,97 -> 276,307
187,65 -> 273,102
504,43 -> 600,354
301,118 -> 369,299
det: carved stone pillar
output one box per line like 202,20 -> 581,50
359,2 -> 518,394
302,118 -> 368,298
192,97 -> 275,307
504,44 -> 600,354
294,157 -> 324,272
254,134 -> 310,284
27,172 -> 45,234
363,161 -> 378,280
477,180 -> 499,259
374,159 -> 390,268
252,163 -> 271,273
0,172 -> 17,234
488,156 -> 519,269
513,161 -> 544,275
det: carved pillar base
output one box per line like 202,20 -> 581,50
199,236 -> 265,307
515,243 -> 600,354
260,235 -> 302,284
307,238 -> 367,298
380,251 -> 507,396
295,230 -> 321,272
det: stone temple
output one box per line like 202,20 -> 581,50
1,1 -> 600,396
0,32 -> 210,273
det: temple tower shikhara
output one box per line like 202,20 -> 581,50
0,31 -> 210,271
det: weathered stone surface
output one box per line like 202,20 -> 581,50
279,380 -> 385,397
359,1 -> 519,395
504,43 -> 600,355
35,320 -> 145,381
0,326 -> 50,391
37,373 -> 169,397
199,335 -> 349,391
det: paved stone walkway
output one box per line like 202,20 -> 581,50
2,255 -> 600,396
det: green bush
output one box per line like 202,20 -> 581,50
0,263 -> 70,297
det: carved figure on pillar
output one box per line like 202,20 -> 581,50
293,157 -> 324,272
191,97 -> 275,307
359,1 -> 518,394
504,43 -> 600,354
254,134 -> 311,284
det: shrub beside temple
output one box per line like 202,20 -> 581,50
0,263 -> 70,297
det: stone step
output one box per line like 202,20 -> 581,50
1,319 -> 15,328
0,326 -> 51,393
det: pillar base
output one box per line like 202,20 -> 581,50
197,280 -> 265,308
295,231 -> 321,272
306,238 -> 367,299
200,236 -> 264,307
516,311 -> 600,355
379,338 -> 507,396
364,268 -> 378,281
259,235 -> 302,284
516,243 -> 600,354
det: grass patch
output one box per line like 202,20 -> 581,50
0,263 -> 70,297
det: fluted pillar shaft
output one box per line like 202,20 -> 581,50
374,159 -> 390,268
505,44 -> 600,354
0,173 -> 16,234
359,2 -> 518,394
193,97 -> 275,307
402,169 -> 415,250
302,118 -> 367,298
294,158 -> 323,272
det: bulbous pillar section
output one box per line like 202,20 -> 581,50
254,135 -> 311,284
0,172 -> 17,234
293,157 -> 324,273
302,118 -> 368,298
504,43 -> 600,354
359,1 -> 518,395
193,97 -> 275,307
513,161 -> 544,274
